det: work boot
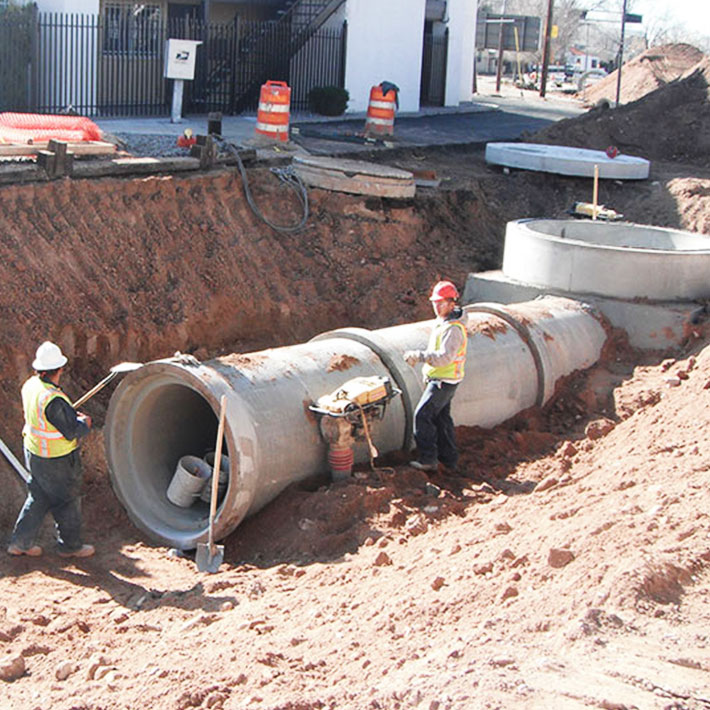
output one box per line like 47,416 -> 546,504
7,544 -> 43,557
57,544 -> 95,559
409,460 -> 437,472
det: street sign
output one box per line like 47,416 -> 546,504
476,13 -> 541,52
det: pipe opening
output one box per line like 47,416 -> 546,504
107,373 -> 230,547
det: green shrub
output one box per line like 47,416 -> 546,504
308,86 -> 349,116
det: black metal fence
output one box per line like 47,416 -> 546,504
0,10 -> 346,116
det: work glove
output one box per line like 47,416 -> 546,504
404,351 -> 420,367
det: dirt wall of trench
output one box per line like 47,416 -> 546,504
0,167 -> 503,528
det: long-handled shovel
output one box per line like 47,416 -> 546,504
196,394 -> 227,573
0,436 -> 30,483
72,362 -> 142,409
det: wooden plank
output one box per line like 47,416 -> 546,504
72,156 -> 202,178
0,141 -> 116,157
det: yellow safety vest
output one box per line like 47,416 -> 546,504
22,376 -> 78,458
422,320 -> 468,382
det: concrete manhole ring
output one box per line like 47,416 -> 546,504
292,155 -> 415,198
485,142 -> 650,179
502,218 -> 710,300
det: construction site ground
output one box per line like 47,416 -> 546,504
1,45 -> 709,709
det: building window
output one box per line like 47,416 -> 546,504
103,3 -> 162,57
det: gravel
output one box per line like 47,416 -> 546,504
112,133 -> 192,158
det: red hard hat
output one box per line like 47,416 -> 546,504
429,280 -> 459,301
605,145 -> 618,159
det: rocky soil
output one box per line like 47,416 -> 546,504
0,44 -> 709,710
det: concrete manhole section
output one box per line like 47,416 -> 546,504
292,155 -> 416,197
502,219 -> 710,300
485,142 -> 650,179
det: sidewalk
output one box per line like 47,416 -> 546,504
94,77 -> 585,159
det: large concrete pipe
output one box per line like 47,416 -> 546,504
105,296 -> 607,549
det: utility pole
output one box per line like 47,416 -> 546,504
615,0 -> 628,105
495,0 -> 508,93
539,0 -> 554,98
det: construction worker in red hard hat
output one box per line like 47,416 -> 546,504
8,341 -> 95,558
403,281 -> 468,472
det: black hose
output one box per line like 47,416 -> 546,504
216,137 -> 309,234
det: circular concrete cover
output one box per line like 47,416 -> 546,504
485,142 -> 650,179
293,155 -> 415,198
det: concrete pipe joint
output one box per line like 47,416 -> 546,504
104,296 -> 608,549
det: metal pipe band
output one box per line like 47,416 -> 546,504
310,327 -> 422,450
464,303 -> 547,407
105,296 -> 607,549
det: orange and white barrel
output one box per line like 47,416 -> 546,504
255,80 -> 291,142
364,85 -> 396,136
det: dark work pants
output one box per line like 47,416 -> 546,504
413,380 -> 459,467
11,449 -> 84,553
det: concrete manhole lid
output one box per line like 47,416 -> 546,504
293,155 -> 415,198
485,142 -> 650,180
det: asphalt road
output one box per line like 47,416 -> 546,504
291,97 -> 585,154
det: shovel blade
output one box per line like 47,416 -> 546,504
195,543 -> 224,573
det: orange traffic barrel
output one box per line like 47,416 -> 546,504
255,80 -> 291,142
364,85 -> 396,136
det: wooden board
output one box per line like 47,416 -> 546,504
0,140 -> 116,157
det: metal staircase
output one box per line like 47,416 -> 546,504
232,0 -> 346,113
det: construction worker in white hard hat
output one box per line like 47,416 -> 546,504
8,341 -> 95,558
403,281 -> 468,473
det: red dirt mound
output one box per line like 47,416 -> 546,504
581,42 -> 705,106
531,54 -> 710,167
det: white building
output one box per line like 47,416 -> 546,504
567,46 -> 604,73
27,0 -> 477,114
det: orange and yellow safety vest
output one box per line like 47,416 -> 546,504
422,319 -> 467,382
22,376 -> 78,458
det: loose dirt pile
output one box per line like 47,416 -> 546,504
532,50 -> 710,168
1,70 -> 710,707
582,43 -> 705,106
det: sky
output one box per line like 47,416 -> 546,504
632,0 -> 710,37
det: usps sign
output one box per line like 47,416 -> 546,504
164,39 -> 202,80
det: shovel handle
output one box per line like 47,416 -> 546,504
208,395 -> 228,553
0,437 -> 30,483
72,371 -> 118,409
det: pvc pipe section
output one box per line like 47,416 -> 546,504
104,296 -> 607,549
503,219 -> 710,300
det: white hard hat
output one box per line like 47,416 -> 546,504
32,341 -> 68,371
